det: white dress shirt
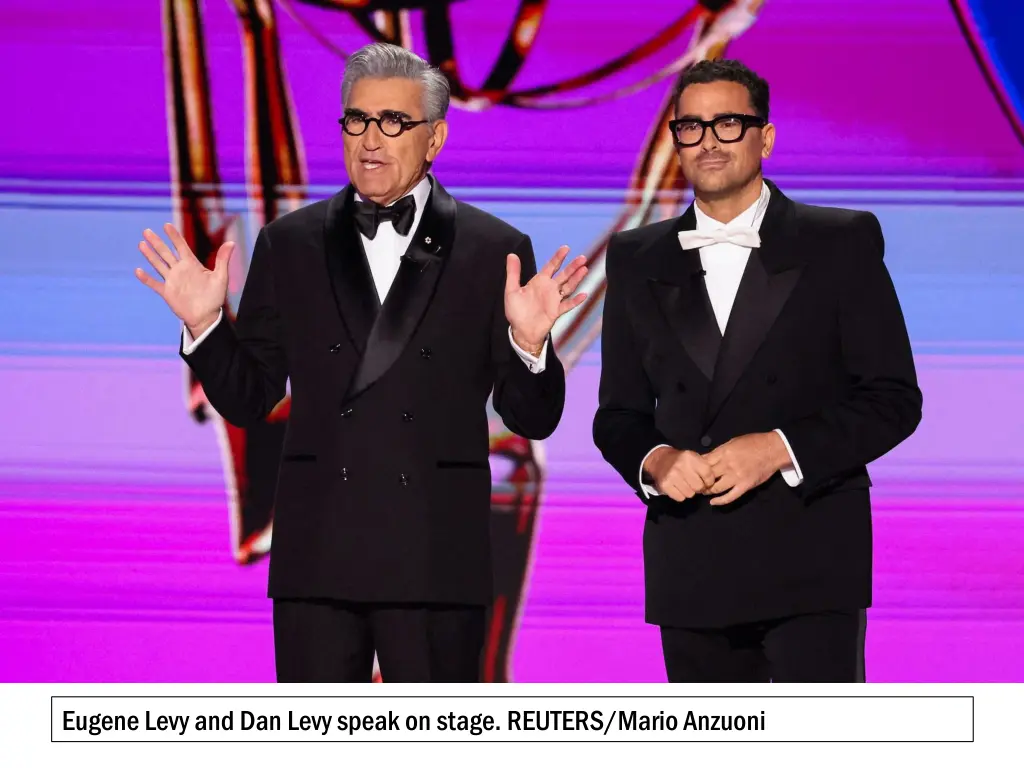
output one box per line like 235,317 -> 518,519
182,175 -> 548,373
639,182 -> 803,497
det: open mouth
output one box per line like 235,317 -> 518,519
360,159 -> 386,171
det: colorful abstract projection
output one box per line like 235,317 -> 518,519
951,0 -> 1024,145
161,0 -> 1021,682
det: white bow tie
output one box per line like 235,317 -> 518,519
677,227 -> 761,250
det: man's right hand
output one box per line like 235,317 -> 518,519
135,223 -> 234,339
642,446 -> 715,502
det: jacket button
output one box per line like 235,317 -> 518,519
767,373 -> 778,385
341,408 -> 353,418
329,343 -> 342,353
399,473 -> 409,486
402,411 -> 414,422
676,381 -> 686,393
420,347 -> 432,359
340,467 -> 348,480
700,435 -> 712,447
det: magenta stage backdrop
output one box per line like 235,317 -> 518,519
1,0 -> 1023,682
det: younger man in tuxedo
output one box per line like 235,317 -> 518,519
593,60 -> 922,682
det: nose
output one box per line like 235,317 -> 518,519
700,125 -> 721,152
361,122 -> 383,151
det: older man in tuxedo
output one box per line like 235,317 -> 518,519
136,42 -> 587,682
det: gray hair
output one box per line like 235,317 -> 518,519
341,43 -> 450,122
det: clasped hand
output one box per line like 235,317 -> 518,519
644,432 -> 790,506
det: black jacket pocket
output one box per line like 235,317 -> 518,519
282,453 -> 317,463
805,470 -> 872,501
436,460 -> 489,470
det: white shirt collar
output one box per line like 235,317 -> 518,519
694,180 -> 770,233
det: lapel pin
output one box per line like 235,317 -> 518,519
424,236 -> 432,245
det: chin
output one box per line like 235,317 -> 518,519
690,178 -> 729,196
692,175 -> 742,197
350,172 -> 395,199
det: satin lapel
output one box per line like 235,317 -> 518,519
322,186 -> 380,354
345,176 -> 456,401
704,182 -> 803,424
647,205 -> 722,380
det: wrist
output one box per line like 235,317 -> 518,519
642,445 -> 674,482
768,431 -> 792,472
186,312 -> 219,340
511,328 -> 545,357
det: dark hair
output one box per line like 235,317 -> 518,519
672,59 -> 770,120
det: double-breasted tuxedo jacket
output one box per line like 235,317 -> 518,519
183,177 -> 565,606
593,180 -> 922,628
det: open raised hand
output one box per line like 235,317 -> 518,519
135,223 -> 235,338
505,245 -> 588,355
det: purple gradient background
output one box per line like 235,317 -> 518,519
1,0 -> 1023,682
3,0 -> 1024,186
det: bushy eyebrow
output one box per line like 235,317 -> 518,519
343,107 -> 414,120
676,112 -> 743,121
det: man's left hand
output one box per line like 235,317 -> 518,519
506,245 -> 588,355
703,432 -> 792,506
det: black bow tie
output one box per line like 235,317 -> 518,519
353,194 -> 417,239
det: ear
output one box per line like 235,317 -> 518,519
761,122 -> 776,158
426,119 -> 448,162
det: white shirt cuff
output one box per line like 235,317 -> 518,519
774,428 -> 804,487
181,309 -> 224,355
639,443 -> 672,498
508,326 -> 548,374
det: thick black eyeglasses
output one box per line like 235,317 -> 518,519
339,111 -> 428,138
668,113 -> 766,147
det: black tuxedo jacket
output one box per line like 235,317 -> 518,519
593,180 -> 922,628
182,177 -> 565,605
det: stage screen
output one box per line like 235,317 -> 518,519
1,0 -> 1022,682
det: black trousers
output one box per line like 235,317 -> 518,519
273,598 -> 486,683
661,610 -> 867,683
